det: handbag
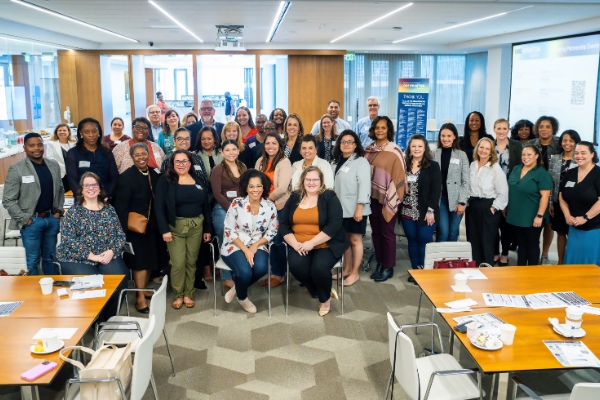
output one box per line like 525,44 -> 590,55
59,343 -> 132,400
127,172 -> 153,234
433,258 -> 477,269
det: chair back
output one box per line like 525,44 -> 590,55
0,247 -> 27,274
387,313 -> 419,400
423,242 -> 472,270
130,315 -> 156,400
570,383 -> 600,400
149,275 -> 168,345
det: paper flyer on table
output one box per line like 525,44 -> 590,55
544,340 -> 600,367
71,275 -> 104,290
71,289 -> 106,299
460,269 -> 487,279
482,292 -> 590,309
32,328 -> 78,340
483,293 -> 529,308
445,298 -> 478,308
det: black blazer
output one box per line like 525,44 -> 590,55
287,141 -> 303,164
114,166 -> 160,232
154,173 -> 212,234
404,161 -> 442,226
186,121 -> 224,151
279,190 -> 350,258
505,139 -> 523,174
316,140 -> 334,162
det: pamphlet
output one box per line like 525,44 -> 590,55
544,340 -> 600,367
482,291 -> 589,309
71,275 -> 104,290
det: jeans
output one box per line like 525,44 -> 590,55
20,216 -> 61,275
212,204 -> 232,280
436,195 -> 463,242
60,257 -> 128,321
270,210 -> 287,277
222,249 -> 268,300
401,218 -> 436,269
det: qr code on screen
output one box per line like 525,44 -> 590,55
570,81 -> 586,105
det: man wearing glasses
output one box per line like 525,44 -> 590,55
3,133 -> 64,275
185,100 -> 224,150
355,96 -> 380,147
146,104 -> 162,142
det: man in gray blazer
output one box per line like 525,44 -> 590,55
3,133 -> 64,275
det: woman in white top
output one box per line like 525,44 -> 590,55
291,135 -> 334,191
45,123 -> 76,193
466,137 -> 508,266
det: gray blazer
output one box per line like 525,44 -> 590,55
433,148 -> 470,211
331,154 -> 371,218
2,157 -> 64,230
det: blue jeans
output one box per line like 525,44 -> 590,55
60,257 -> 129,321
212,204 -> 232,280
270,210 -> 287,277
401,218 -> 436,269
222,249 -> 268,300
20,216 -> 61,275
436,195 -> 463,242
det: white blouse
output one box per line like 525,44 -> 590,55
468,161 -> 509,211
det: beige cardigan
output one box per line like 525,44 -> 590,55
255,157 -> 292,210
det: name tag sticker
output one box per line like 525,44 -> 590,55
407,175 -> 417,183
565,181 -> 575,188
22,175 -> 35,184
114,140 -> 121,145
194,165 -> 201,170
195,185 -> 203,190
450,158 -> 460,165
226,190 -> 237,198
154,168 -> 161,174
249,142 -> 256,148
79,161 -> 91,168
341,166 -> 350,173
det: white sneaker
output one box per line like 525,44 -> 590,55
224,286 -> 236,303
238,298 -> 257,314
540,256 -> 550,265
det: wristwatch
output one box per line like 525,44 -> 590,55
458,202 -> 466,206
426,209 -> 434,214
583,214 -> 590,221
536,214 -> 543,218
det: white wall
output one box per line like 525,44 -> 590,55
485,45 -> 512,135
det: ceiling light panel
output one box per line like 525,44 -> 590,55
148,0 -> 203,43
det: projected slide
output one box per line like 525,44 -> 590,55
509,34 -> 600,142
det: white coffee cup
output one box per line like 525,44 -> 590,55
500,324 -> 517,345
466,322 -> 479,339
565,306 -> 583,330
41,330 -> 60,351
39,277 -> 54,295
454,273 -> 468,289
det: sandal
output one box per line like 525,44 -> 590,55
183,297 -> 195,308
172,298 -> 183,309
204,265 -> 214,282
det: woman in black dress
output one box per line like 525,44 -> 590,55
114,142 -> 165,313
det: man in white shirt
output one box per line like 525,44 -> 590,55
146,104 -> 162,142
310,99 -> 351,135
355,96 -> 380,147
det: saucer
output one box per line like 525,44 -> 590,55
470,336 -> 503,351
30,340 -> 65,355
553,325 -> 586,338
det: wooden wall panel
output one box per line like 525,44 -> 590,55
57,51 -> 78,124
11,56 -> 33,131
145,68 -> 154,108
288,55 -> 344,131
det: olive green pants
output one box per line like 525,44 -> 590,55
167,215 -> 204,299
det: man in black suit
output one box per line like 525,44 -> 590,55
185,99 -> 224,150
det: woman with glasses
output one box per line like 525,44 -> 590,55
235,106 -> 258,143
66,117 -> 119,201
316,114 -> 337,163
113,117 -> 166,174
210,139 -> 248,289
331,130 -> 370,286
157,109 -> 180,158
291,135 -> 334,191
160,127 -> 209,191
102,117 -> 131,150
269,108 -> 287,137
155,150 -> 212,309
280,166 -> 349,316
114,143 -> 165,313
55,172 -> 128,320
221,169 -> 278,314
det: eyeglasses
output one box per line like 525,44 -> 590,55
132,153 -> 148,159
174,160 -> 190,166
340,140 -> 355,145
200,107 -> 214,111
81,129 -> 99,135
368,104 -> 379,108
175,137 -> 191,142
264,127 -> 276,131
133,125 -> 150,131
148,111 -> 161,115
304,178 -> 320,183
248,185 -> 263,190
83,183 -> 99,189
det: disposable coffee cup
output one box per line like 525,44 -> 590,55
42,330 -> 60,351
500,324 -> 516,345
454,273 -> 468,289
565,306 -> 583,330
39,277 -> 54,295
466,322 -> 479,339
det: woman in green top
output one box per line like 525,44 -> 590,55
506,145 -> 553,265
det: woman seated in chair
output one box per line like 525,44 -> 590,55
280,166 -> 349,316
55,172 -> 128,320
221,169 -> 278,314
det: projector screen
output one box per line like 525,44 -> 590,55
509,34 -> 600,143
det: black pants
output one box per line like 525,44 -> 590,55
288,246 -> 339,303
513,225 -> 543,265
466,198 -> 502,266
495,213 -> 513,257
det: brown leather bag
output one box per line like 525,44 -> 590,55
127,172 -> 153,234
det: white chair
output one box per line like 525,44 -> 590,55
0,246 -> 28,275
385,312 -> 482,400
2,217 -> 20,246
284,242 -> 345,315
65,315 -> 158,400
210,240 -> 273,316
512,377 -> 600,400
95,275 -> 176,377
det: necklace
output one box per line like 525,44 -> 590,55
139,168 -> 149,176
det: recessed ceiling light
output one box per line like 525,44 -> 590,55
393,27 -> 402,30
0,35 -> 72,50
148,0 -> 203,42
331,3 -> 413,43
266,1 -> 292,43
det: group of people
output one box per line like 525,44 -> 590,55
3,98 -> 599,319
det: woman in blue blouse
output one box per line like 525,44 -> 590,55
157,109 -> 180,158
55,172 -> 128,319
221,169 -> 278,314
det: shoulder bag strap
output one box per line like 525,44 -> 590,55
147,172 -> 153,218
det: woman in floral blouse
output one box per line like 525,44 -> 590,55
220,169 -> 278,314
55,172 -> 128,319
